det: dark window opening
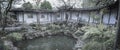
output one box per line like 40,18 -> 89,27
28,14 -> 33,18
41,15 -> 45,18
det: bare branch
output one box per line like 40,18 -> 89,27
71,0 -> 77,8
23,0 -> 26,2
61,0 -> 67,6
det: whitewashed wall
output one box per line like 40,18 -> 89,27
18,12 -> 37,24
18,12 -> 23,23
17,10 -> 117,25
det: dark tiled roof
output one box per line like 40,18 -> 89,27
10,8 -> 57,13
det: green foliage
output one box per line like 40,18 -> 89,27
46,24 -> 63,34
103,38 -> 115,50
81,25 -> 115,50
100,8 -> 109,15
3,45 -> 11,50
7,33 -> 23,42
22,2 -> 33,9
82,26 -> 102,41
82,0 -> 96,8
82,38 -> 115,50
31,22 -> 83,36
40,1 -> 52,10
82,41 -> 105,50
97,24 -> 107,31
90,12 -> 101,23
82,0 -> 116,8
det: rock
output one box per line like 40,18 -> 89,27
74,39 -> 84,50
3,40 -> 19,50
78,49 -> 81,50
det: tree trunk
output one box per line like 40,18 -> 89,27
77,12 -> 80,23
115,0 -> 120,50
70,12 -> 72,22
100,14 -> 104,24
61,12 -> 62,21
2,0 -> 13,32
2,16 -> 7,31
93,17 -> 94,23
50,13 -> 52,23
36,13 -> 40,29
65,12 -> 68,23
81,12 -> 83,23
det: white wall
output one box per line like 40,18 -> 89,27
17,10 -> 117,25
18,12 -> 37,24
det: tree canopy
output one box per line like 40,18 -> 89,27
57,0 -> 81,8
32,0 -> 41,9
82,0 -> 117,8
22,2 -> 33,9
40,0 -> 52,10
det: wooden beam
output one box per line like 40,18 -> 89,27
37,13 -> 40,25
88,11 -> 90,25
77,11 -> 80,22
50,13 -> 52,23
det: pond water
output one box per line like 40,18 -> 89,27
17,36 -> 76,50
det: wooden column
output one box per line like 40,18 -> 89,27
37,13 -> 40,25
22,12 -> 24,24
77,11 -> 80,22
61,12 -> 63,21
50,13 -> 52,23
39,13 -> 41,24
108,8 -> 111,25
88,11 -> 91,25
69,11 -> 72,22
115,0 -> 120,50
79,12 -> 83,22
77,12 -> 79,22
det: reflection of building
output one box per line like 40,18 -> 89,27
9,2 -> 118,25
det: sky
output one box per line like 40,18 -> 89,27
14,0 -> 83,9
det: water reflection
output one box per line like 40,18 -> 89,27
18,36 -> 76,50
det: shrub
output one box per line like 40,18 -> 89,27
103,37 -> 115,50
81,25 -> 115,50
97,24 -> 107,31
82,38 -> 115,50
82,27 -> 101,41
7,33 -> 23,42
